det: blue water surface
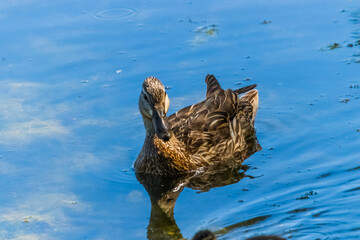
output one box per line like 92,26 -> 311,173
0,0 -> 360,239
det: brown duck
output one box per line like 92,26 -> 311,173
135,74 -> 259,175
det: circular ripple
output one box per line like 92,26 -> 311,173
92,7 -> 137,20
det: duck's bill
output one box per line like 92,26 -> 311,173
152,108 -> 172,141
152,109 -> 171,141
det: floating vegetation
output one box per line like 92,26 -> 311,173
23,216 -> 32,223
328,42 -> 341,50
195,24 -> 219,36
320,42 -> 345,51
189,24 -> 219,46
346,40 -> 360,48
261,20 -> 272,24
206,28 -> 216,36
296,191 -> 318,200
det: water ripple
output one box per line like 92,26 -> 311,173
100,169 -> 137,186
91,7 -> 137,20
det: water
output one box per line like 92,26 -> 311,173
0,0 -> 360,239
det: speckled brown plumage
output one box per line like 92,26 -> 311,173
135,74 -> 259,175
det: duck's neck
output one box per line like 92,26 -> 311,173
142,115 -> 155,138
136,115 -> 196,174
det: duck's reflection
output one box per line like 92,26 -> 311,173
136,173 -> 187,239
136,163 -> 251,240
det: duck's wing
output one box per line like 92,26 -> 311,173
168,89 -> 255,157
169,89 -> 236,133
168,74 -> 257,136
205,74 -> 258,124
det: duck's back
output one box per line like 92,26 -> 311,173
168,75 -> 259,165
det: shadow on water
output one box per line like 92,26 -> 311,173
135,132 -> 283,240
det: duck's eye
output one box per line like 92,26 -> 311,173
144,94 -> 148,101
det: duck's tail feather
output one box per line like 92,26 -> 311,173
205,74 -> 222,98
234,84 -> 257,95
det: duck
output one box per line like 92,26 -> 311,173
135,74 -> 259,175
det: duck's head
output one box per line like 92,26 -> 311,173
139,76 -> 172,141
